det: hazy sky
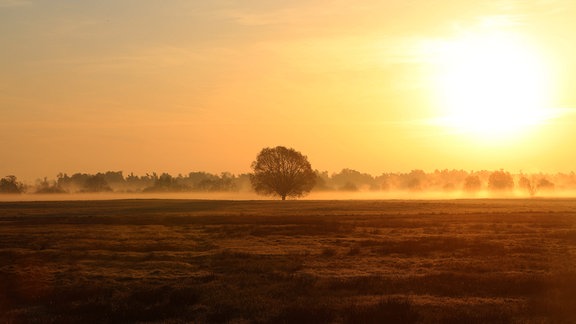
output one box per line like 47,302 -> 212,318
2,0 -> 576,181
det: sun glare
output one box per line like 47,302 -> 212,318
431,31 -> 554,141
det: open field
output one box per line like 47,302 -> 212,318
1,199 -> 576,323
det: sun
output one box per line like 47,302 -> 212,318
431,31 -> 553,141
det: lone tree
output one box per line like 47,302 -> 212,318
250,146 -> 316,200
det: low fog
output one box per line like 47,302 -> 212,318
2,169 -> 576,201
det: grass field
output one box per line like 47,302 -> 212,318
1,199 -> 576,323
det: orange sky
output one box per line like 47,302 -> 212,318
1,1 -> 576,182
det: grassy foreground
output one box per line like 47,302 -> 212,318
1,199 -> 576,323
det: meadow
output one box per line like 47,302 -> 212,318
1,198 -> 575,323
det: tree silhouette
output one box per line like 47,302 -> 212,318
463,174 -> 482,193
536,178 -> 554,192
0,175 -> 25,194
81,174 -> 112,192
331,169 -> 377,191
488,170 -> 514,191
36,177 -> 66,194
250,146 -> 316,200
518,175 -> 536,196
143,173 -> 190,192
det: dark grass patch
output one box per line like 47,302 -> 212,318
409,272 -> 546,297
204,250 -> 304,275
321,247 -> 337,257
552,229 -> 576,244
343,297 -> 419,324
4,282 -> 205,323
523,272 -> 576,323
262,296 -> 420,324
78,286 -> 198,322
423,304 -> 514,324
324,272 -> 546,297
347,245 -> 361,256
358,236 -> 507,257
249,222 -> 355,237
264,301 -> 336,324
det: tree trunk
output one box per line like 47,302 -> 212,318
281,195 -> 286,200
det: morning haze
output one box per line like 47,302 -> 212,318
4,2 -> 576,322
2,1 -> 576,182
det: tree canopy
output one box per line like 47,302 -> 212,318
250,146 -> 316,200
488,170 -> 515,191
0,175 -> 25,194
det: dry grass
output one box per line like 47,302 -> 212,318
1,199 -> 576,323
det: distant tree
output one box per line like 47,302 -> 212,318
190,172 -> 237,191
57,173 -> 93,192
156,173 -> 177,189
143,173 -> 190,192
398,170 -> 427,191
222,173 -> 251,191
537,178 -> 555,192
518,175 -> 536,196
432,169 -> 468,192
103,171 -> 125,190
36,177 -> 66,194
56,173 -> 71,189
375,173 -> 391,191
81,174 -> 112,192
488,170 -> 514,191
250,146 -> 316,200
0,175 -> 25,194
312,170 -> 332,191
339,181 -> 359,191
215,172 -> 238,191
442,182 -> 456,192
331,169 -> 376,190
463,175 -> 482,193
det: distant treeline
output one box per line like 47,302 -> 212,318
315,169 -> 560,196
1,169 -> 575,196
33,172 -> 252,194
